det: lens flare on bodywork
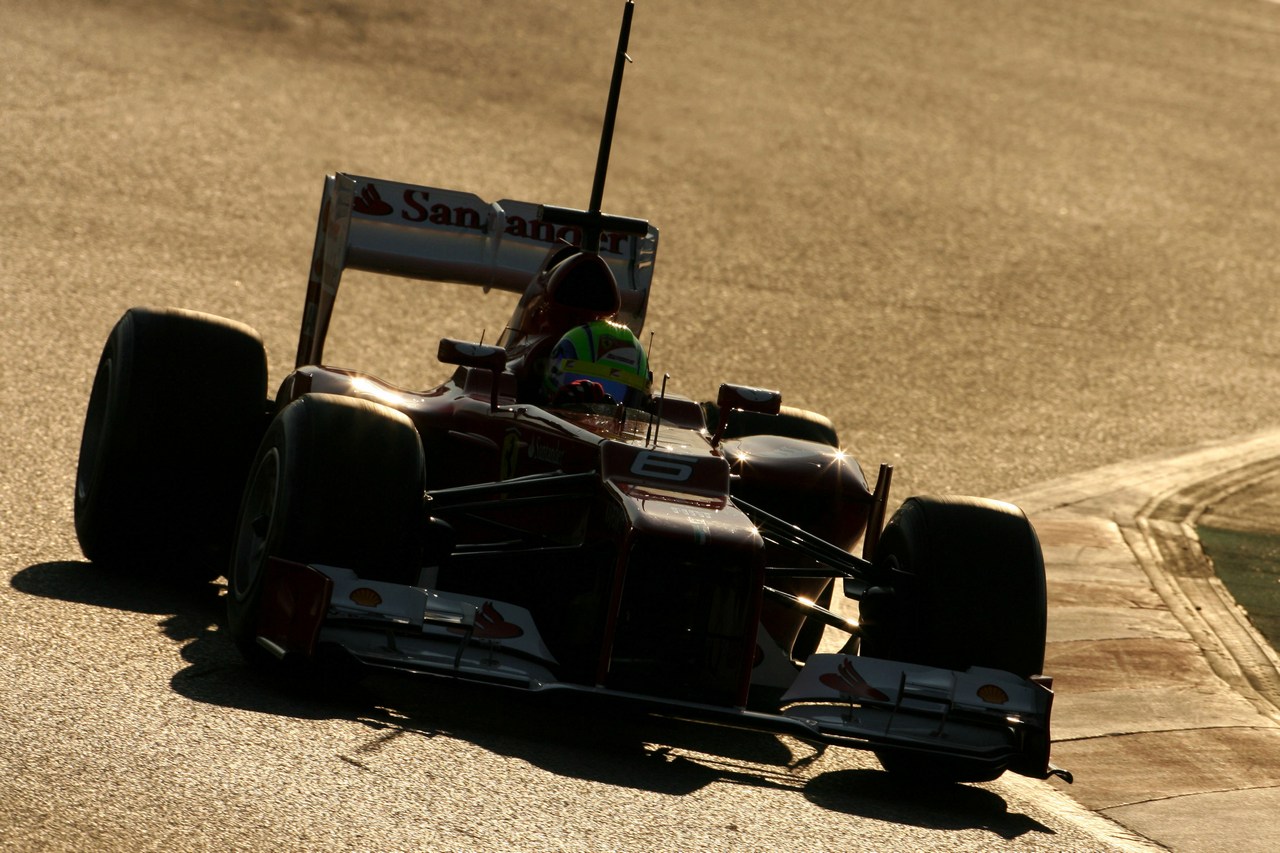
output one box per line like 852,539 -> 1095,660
350,376 -> 411,408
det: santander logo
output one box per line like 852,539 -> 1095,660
353,183 -> 393,216
819,657 -> 889,702
448,601 -> 524,640
350,181 -> 635,254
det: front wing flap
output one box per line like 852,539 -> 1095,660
782,654 -> 1061,779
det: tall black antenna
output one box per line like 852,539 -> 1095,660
540,1 -> 648,253
586,0 -> 635,241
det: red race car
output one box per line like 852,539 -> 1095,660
72,2 -> 1068,786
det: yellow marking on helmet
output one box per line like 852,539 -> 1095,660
558,358 -> 648,390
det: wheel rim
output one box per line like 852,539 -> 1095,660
75,355 -> 112,506
231,447 -> 280,599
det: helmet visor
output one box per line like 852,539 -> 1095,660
555,358 -> 647,404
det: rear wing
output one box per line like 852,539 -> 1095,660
297,172 -> 660,367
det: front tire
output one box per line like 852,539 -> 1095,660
226,394 -> 426,663
74,307 -> 267,581
859,495 -> 1046,782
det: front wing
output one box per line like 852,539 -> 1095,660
253,558 -> 1066,781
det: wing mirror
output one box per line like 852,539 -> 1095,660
437,339 -> 507,370
437,339 -> 508,410
711,383 -> 782,447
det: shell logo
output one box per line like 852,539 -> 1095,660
350,587 -> 383,607
977,684 -> 1009,705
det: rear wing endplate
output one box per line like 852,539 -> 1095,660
297,173 -> 659,367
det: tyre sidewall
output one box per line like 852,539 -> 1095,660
226,394 -> 425,658
74,307 -> 268,578
862,495 -> 1047,679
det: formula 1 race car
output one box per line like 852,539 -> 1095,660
72,3 -> 1068,785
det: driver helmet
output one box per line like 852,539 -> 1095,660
544,320 -> 650,406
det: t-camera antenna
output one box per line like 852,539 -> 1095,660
539,1 -> 648,253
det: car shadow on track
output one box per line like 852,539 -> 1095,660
13,560 -> 1055,840
806,770 -> 1055,841
12,560 -> 349,721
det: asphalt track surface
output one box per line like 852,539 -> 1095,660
3,1 -> 1277,850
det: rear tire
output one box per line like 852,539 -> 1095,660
226,394 -> 426,663
74,307 -> 267,581
859,495 -> 1046,782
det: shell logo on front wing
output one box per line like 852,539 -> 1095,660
349,587 -> 383,607
448,601 -> 524,640
819,657 -> 889,702
976,683 -> 1010,705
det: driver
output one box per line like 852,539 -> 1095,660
544,320 -> 650,407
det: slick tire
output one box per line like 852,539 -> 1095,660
859,495 -> 1046,782
74,307 -> 268,581
226,393 -> 425,664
